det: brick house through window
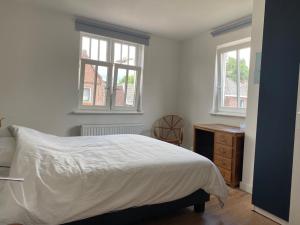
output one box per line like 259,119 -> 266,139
82,62 -> 125,106
224,78 -> 248,108
82,49 -> 126,107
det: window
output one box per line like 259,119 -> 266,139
83,87 -> 92,103
213,39 -> 251,116
78,32 -> 144,112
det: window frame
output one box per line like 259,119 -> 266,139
77,32 -> 144,113
79,58 -> 113,111
112,63 -> 141,111
214,39 -> 251,116
79,33 -> 112,62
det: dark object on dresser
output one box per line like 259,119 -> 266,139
193,124 -> 244,187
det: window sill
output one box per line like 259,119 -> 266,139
71,110 -> 144,115
210,111 -> 246,118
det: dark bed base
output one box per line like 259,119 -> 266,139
63,189 -> 209,225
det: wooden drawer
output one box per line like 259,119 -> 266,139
215,144 -> 233,159
215,132 -> 233,146
219,167 -> 232,183
214,155 -> 232,170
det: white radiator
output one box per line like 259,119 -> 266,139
81,124 -> 144,136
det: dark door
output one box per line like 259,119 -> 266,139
252,0 -> 300,221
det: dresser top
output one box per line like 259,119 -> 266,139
193,123 -> 245,134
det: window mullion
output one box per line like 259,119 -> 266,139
236,49 -> 241,109
110,40 -> 115,111
110,40 -> 113,63
98,39 -> 100,61
120,42 -> 123,64
217,53 -> 222,109
136,68 -> 142,110
136,45 -> 139,66
108,64 -> 113,110
220,53 -> 225,108
93,65 -> 98,106
79,61 -> 86,108
124,69 -> 129,106
89,38 -> 91,59
112,65 -> 119,110
127,45 -> 129,65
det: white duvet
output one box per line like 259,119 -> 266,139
0,126 -> 227,225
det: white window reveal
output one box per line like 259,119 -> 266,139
213,38 -> 251,117
78,33 -> 144,112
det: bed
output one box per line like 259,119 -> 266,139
0,126 -> 227,225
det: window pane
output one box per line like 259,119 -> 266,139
115,68 -> 127,106
122,44 -> 129,64
99,40 -> 107,61
95,66 -> 108,106
82,64 -> 95,106
114,43 -> 121,63
83,88 -> 91,102
91,38 -> 98,60
81,36 -> 90,58
129,46 -> 136,66
239,47 -> 250,108
223,50 -> 237,108
126,70 -> 137,106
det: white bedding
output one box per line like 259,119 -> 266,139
0,126 -> 227,225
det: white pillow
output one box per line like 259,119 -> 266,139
0,128 -> 12,137
0,137 -> 16,167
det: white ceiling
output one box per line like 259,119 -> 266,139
21,0 -> 253,40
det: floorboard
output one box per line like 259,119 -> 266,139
140,188 -> 279,225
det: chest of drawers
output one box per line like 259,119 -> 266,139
193,124 -> 244,187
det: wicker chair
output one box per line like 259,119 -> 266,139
152,115 -> 184,146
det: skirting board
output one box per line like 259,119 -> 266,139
253,206 -> 288,225
239,181 -> 253,194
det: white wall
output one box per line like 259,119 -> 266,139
0,1 -> 180,136
240,0 -> 265,193
177,27 -> 251,148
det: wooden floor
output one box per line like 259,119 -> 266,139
140,188 -> 278,225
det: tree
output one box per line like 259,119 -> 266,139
118,75 -> 135,85
226,57 -> 249,82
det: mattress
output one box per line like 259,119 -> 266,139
0,126 -> 227,225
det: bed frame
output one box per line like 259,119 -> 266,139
63,189 -> 209,225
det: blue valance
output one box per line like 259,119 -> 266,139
75,18 -> 150,46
